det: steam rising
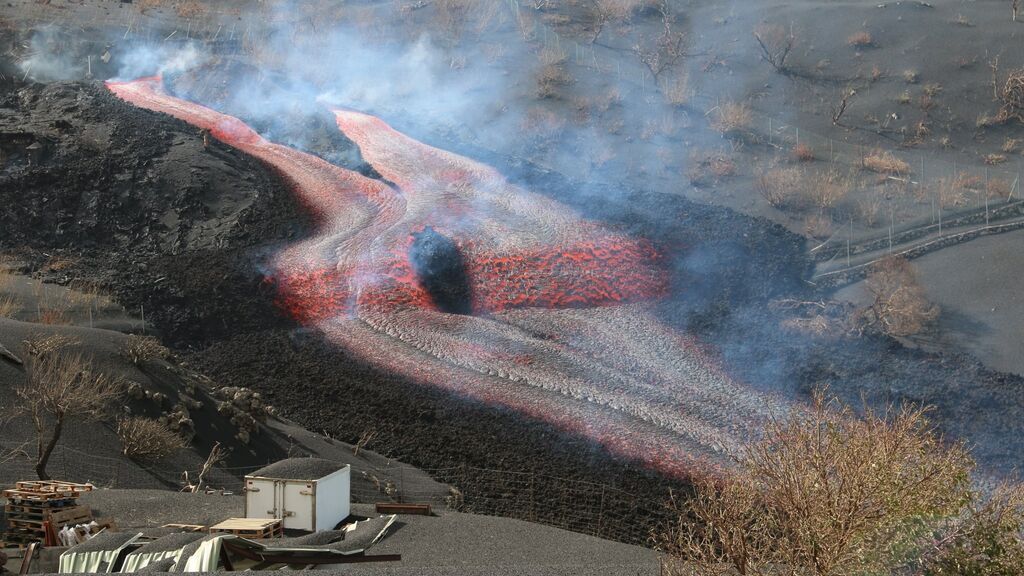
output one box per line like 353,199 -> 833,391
19,25 -> 81,81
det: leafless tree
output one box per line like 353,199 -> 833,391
658,392 -> 973,576
183,441 -> 228,493
831,87 -> 856,125
633,0 -> 687,81
753,23 -> 795,72
1014,0 -> 1020,22
12,344 -> 124,479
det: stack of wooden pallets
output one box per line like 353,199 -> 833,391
1,481 -> 95,547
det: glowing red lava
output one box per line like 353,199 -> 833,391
107,76 -> 781,479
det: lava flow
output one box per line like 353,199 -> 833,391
107,76 -> 784,478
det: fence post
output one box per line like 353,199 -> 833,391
529,473 -> 536,522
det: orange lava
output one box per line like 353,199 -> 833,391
106,76 -> 766,481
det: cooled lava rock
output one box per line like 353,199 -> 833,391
408,226 -> 472,315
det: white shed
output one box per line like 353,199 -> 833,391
244,458 -> 351,532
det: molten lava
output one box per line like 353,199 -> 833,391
107,76 -> 783,479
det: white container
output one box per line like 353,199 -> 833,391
244,459 -> 351,532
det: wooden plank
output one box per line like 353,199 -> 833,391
161,523 -> 207,532
18,542 -> 37,576
375,503 -> 432,516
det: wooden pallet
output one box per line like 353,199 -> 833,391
13,481 -> 94,494
2,481 -> 93,503
5,501 -> 77,514
5,504 -> 92,524
208,518 -> 283,540
7,512 -> 92,529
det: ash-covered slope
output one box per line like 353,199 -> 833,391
0,79 -> 306,345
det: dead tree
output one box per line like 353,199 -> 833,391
832,88 -> 856,125
633,0 -> 687,81
13,347 -> 123,479
183,441 -> 227,493
1014,0 -> 1020,22
753,23 -> 795,73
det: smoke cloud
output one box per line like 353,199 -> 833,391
19,25 -> 82,82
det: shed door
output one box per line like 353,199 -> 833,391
282,481 -> 314,531
246,479 -> 277,520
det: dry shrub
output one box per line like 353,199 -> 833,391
792,143 -> 815,162
773,299 -> 855,339
803,211 -> 833,239
175,0 -> 205,18
987,177 -> 1014,200
432,0 -> 479,45
780,315 -> 834,338
847,31 -> 874,47
23,334 -> 78,358
66,280 -> 112,313
805,166 -> 851,209
571,96 -> 591,126
596,87 -> 622,112
659,72 -> 692,108
756,166 -> 802,208
1002,137 -> 1019,153
520,106 -> 566,143
953,171 -> 984,191
535,46 -> 570,99
936,178 -> 968,209
0,296 -> 19,319
38,308 -> 70,325
659,392 -> 972,576
862,149 -> 910,175
688,151 -> 736,187
984,153 -> 1008,165
856,191 -> 884,227
594,0 -> 651,23
121,335 -> 170,366
711,101 -> 752,136
923,483 -> 1024,574
999,69 -> 1024,122
860,256 -> 939,337
758,165 -> 850,211
117,416 -> 187,461
135,0 -> 163,13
